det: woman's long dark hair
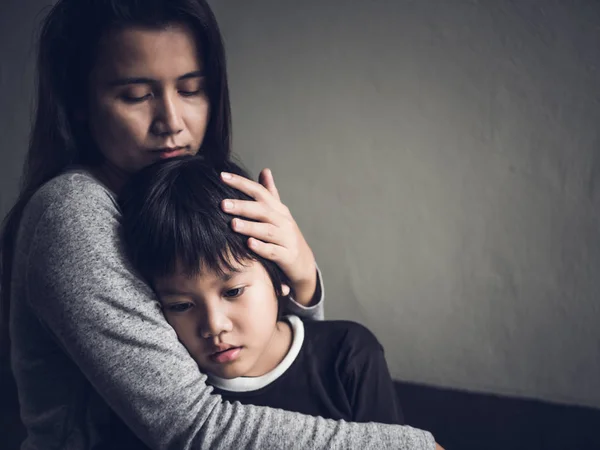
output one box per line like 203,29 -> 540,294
0,0 -> 232,357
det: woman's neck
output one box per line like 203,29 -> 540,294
91,161 -> 131,195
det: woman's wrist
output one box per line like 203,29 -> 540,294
291,266 -> 319,307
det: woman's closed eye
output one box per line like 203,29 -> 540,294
121,94 -> 152,103
178,88 -> 204,97
120,90 -> 202,102
119,87 -> 153,103
178,78 -> 206,97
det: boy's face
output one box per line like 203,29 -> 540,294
154,258 -> 286,379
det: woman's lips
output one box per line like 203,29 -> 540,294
152,146 -> 188,159
210,347 -> 242,364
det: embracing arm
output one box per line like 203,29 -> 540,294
22,174 -> 434,450
284,266 -> 325,320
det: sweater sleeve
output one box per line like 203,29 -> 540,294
284,266 -> 325,320
21,174 -> 434,450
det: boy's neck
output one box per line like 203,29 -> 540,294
206,316 -> 305,392
243,319 -> 293,378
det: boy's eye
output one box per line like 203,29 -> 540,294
224,287 -> 245,298
165,302 -> 193,313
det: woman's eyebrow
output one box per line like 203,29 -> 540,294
178,70 -> 205,80
107,77 -> 154,87
107,70 -> 206,87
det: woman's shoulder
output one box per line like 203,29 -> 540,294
19,169 -> 121,247
36,169 -> 115,205
26,169 -> 119,221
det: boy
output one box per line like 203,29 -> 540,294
119,155 -> 404,424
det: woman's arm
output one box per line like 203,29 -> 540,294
284,266 -> 325,320
20,173 -> 435,450
221,168 -> 320,307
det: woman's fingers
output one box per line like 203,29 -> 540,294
220,168 -> 318,306
222,199 -> 285,223
221,171 -> 281,210
231,218 -> 285,247
258,168 -> 281,202
246,238 -> 287,264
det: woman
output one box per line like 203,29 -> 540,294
0,0 -> 440,448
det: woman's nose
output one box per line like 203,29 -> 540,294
151,92 -> 184,137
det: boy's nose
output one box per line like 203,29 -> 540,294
200,305 -> 233,339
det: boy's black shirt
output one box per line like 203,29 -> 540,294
211,319 -> 404,425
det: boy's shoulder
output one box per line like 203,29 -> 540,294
301,319 -> 383,356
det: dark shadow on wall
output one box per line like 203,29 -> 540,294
2,362 -> 599,450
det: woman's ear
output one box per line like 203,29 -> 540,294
281,284 -> 291,297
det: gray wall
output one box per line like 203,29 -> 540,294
0,1 -> 45,216
209,0 -> 600,409
1,0 -> 599,410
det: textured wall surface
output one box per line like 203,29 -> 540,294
0,1 -> 47,216
1,0 -> 599,410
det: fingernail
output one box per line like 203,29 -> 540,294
223,200 -> 234,210
233,218 -> 244,229
221,172 -> 232,180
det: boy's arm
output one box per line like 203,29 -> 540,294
342,325 -> 404,425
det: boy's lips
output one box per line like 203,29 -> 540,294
209,345 -> 242,364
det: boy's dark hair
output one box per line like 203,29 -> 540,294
119,155 -> 289,311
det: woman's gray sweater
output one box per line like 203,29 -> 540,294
9,170 -> 435,450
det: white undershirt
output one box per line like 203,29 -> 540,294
206,315 -> 305,392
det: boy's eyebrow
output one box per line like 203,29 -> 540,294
107,70 -> 206,87
155,287 -> 189,296
155,267 -> 245,294
220,267 -> 243,282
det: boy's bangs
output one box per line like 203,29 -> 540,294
174,227 -> 258,280
147,197 -> 258,281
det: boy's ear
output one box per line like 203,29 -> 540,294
281,284 -> 291,297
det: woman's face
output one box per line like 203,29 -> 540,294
87,23 -> 210,173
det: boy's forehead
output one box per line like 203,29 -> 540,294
154,259 -> 267,295
176,258 -> 257,280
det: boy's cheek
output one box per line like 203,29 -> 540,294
163,314 -> 198,345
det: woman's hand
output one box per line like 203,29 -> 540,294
220,168 -> 318,306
